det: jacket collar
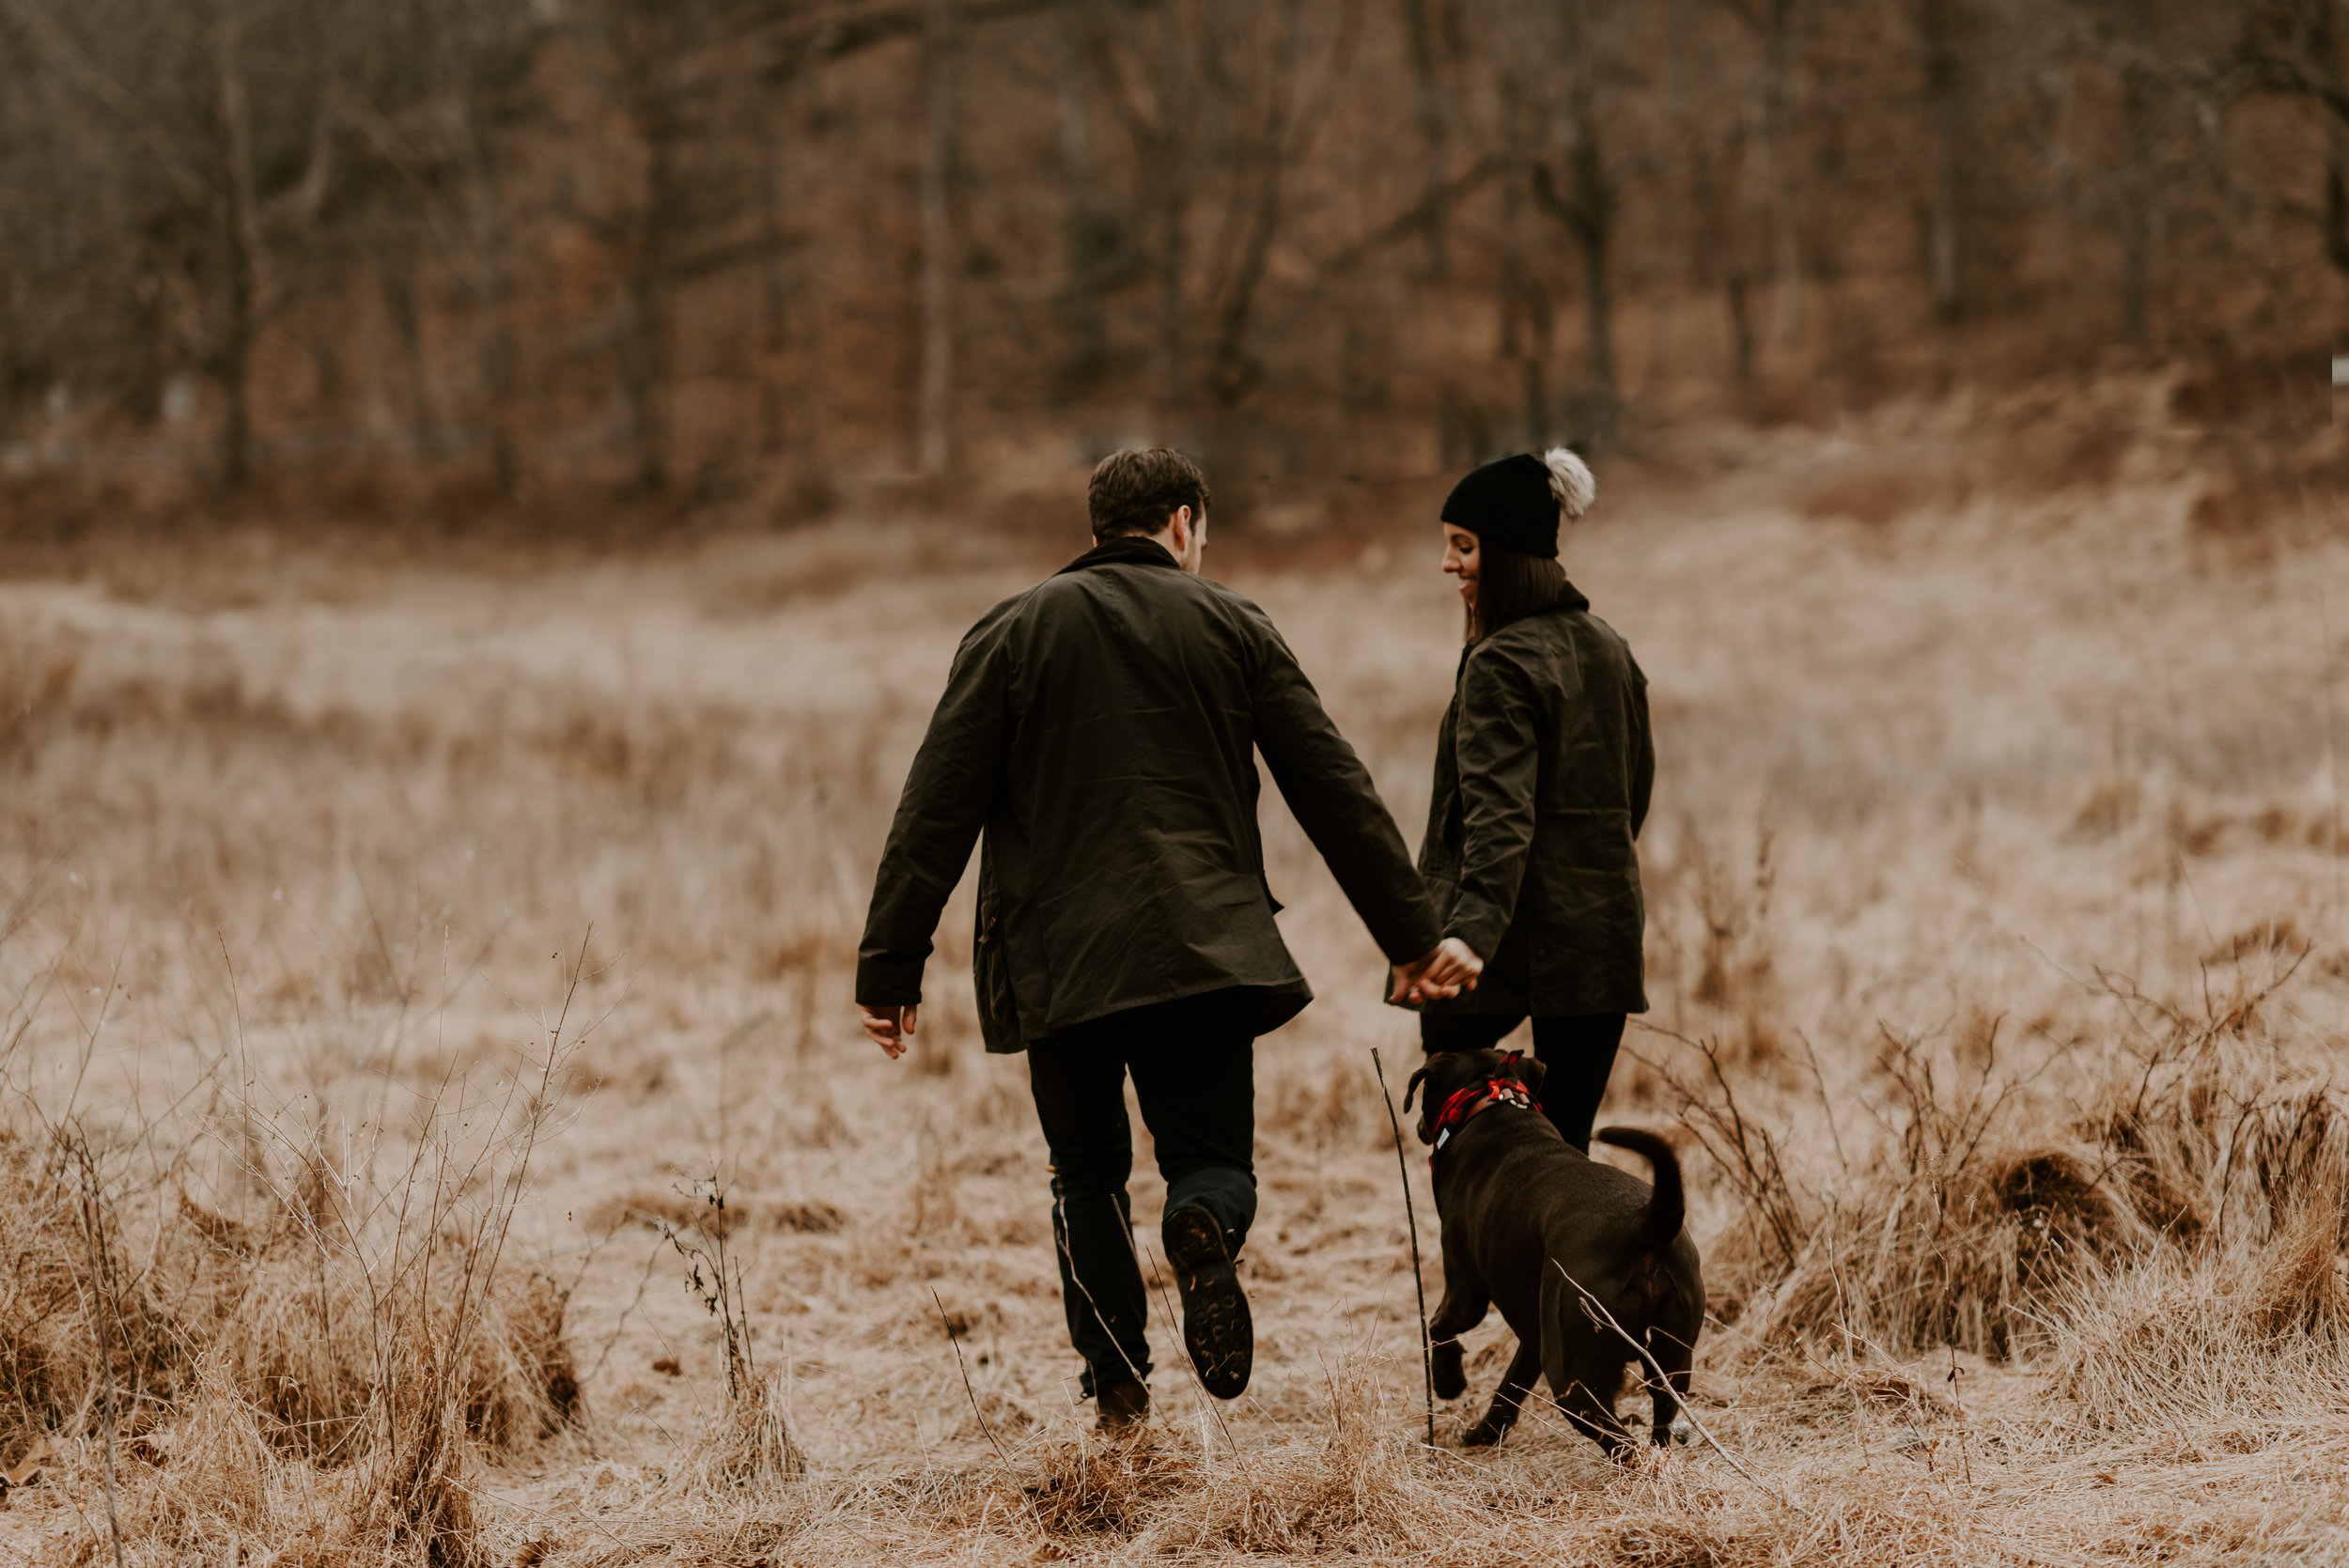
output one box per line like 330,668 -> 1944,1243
1057,536 -> 1184,576
1457,585 -> 1593,671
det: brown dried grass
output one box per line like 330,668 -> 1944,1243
8,445 -> 2349,1563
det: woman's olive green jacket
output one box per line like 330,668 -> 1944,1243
1412,586 -> 1653,1018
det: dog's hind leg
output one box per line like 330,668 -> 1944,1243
1539,1271 -> 1633,1455
1643,1326 -> 1696,1447
1462,1335 -> 1542,1447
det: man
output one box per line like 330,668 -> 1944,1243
857,448 -> 1480,1431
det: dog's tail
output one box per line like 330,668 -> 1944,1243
1593,1126 -> 1686,1253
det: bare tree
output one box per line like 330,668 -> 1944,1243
1055,0 -> 1112,384
916,0 -> 960,474
1717,0 -> 1808,349
1918,0 -> 1967,321
1529,0 -> 1622,434
8,0 -> 344,485
2232,0 -> 2349,274
1081,0 -> 1346,436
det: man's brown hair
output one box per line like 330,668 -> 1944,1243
1087,447 -> 1212,540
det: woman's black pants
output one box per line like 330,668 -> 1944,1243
1420,1012 -> 1626,1152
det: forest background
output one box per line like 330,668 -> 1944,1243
1,0 -> 2342,519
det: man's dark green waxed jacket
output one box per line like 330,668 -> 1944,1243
1411,586 -> 1654,1019
857,536 -> 1441,1052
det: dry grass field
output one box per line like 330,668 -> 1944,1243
6,391 -> 2349,1565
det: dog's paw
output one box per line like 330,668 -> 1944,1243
1669,1416 -> 1696,1448
1461,1419 -> 1507,1448
1430,1343 -> 1467,1401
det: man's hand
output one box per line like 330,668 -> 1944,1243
860,1002 -> 920,1059
1390,938 -> 1483,1005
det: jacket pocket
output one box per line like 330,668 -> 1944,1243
973,902 -> 1021,1052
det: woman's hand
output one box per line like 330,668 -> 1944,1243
1391,938 -> 1483,1004
860,1003 -> 919,1058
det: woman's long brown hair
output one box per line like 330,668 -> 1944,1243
1467,535 -> 1571,642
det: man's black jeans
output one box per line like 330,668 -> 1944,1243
1026,990 -> 1257,1398
1421,1012 -> 1626,1152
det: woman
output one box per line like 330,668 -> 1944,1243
1400,447 -> 1653,1153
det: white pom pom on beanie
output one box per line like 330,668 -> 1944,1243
1541,446 -> 1596,520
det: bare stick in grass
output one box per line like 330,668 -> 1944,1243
1552,1259 -> 1791,1510
68,1141 -> 128,1568
1371,1046 -> 1436,1451
1946,1341 -> 1974,1486
933,1288 -> 1015,1473
1051,1227 -> 1152,1397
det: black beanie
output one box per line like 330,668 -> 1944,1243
1440,453 -> 1560,559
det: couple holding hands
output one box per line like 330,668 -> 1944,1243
856,443 -> 1652,1428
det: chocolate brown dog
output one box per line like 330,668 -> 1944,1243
1405,1048 -> 1703,1452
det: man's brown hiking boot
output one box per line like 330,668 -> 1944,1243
1162,1203 -> 1252,1399
1096,1379 -> 1149,1433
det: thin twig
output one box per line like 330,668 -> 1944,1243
1370,1047 -> 1436,1450
932,1289 -> 1017,1475
1551,1260 -> 1791,1510
70,1145 -> 128,1568
1946,1342 -> 1974,1486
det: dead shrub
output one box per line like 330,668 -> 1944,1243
2050,1194 -> 2349,1433
1140,1358 -> 1484,1556
0,930 -> 595,1568
1024,1432 -> 1194,1537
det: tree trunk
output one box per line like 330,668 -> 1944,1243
1572,130 -> 1615,405
621,122 -> 675,495
213,10 -> 263,489
1498,169 -> 1550,449
2312,0 -> 2349,273
381,251 -> 437,457
915,0 -> 958,474
2328,117 -> 2349,273
1761,0 -> 1803,348
473,167 -> 521,498
1156,164 -> 1189,429
617,15 -> 678,496
1919,0 -> 1963,322
756,67 -> 794,456
1055,2 -> 1106,383
220,241 -> 255,489
1400,0 -> 1455,280
2118,62 -> 2154,347
1727,272 -> 1755,381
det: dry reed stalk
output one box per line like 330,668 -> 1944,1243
1369,1045 -> 1435,1451
661,1174 -> 806,1489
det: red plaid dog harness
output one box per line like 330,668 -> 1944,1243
1428,1051 -> 1543,1163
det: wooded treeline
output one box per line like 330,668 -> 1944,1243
0,0 -> 2341,505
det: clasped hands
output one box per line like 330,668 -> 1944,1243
1389,936 -> 1483,1005
862,938 -> 1482,1056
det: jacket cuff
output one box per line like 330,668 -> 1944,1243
1442,894 -> 1510,964
1378,903 -> 1445,966
855,955 -> 926,1007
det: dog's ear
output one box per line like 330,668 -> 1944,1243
1403,1064 -> 1430,1113
1511,1054 -> 1548,1096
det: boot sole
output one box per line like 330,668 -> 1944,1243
1162,1203 -> 1252,1400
